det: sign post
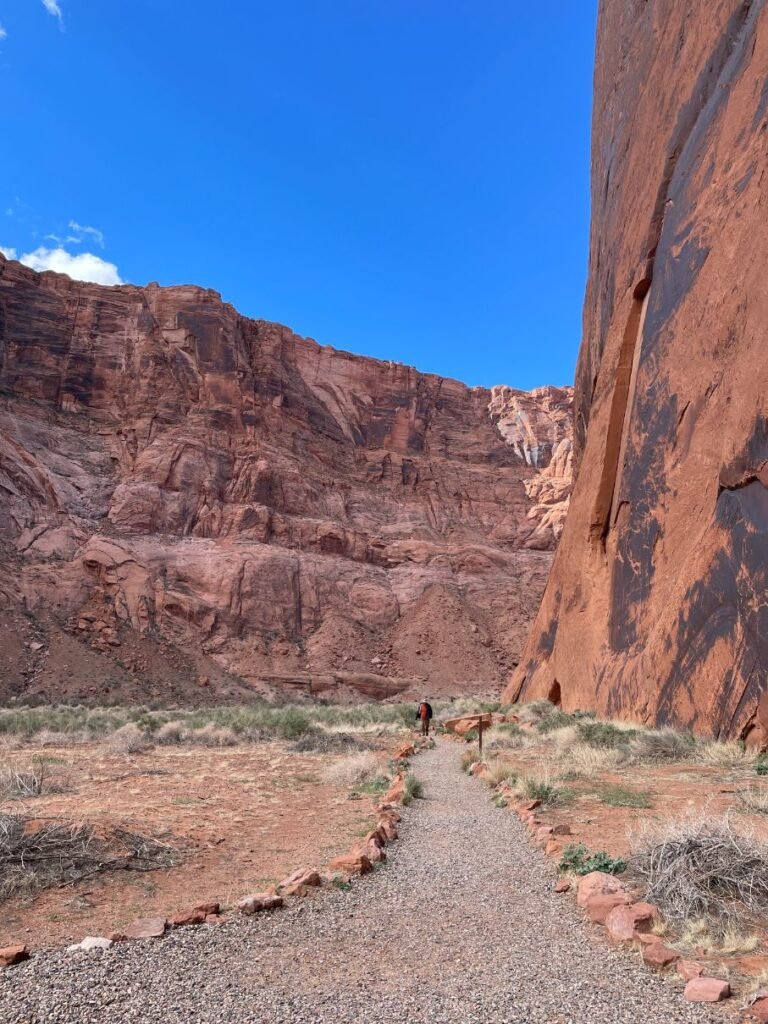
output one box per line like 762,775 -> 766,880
478,715 -> 484,756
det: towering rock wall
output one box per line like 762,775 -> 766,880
505,0 -> 768,740
0,254 -> 572,704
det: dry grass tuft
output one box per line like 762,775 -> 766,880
696,741 -> 755,769
738,785 -> 768,815
189,724 -> 237,747
559,743 -> 626,778
633,813 -> 768,933
106,723 -> 151,755
629,728 -> 695,763
486,759 -> 516,787
322,751 -> 380,787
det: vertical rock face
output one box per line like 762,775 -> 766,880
505,1 -> 768,739
0,255 -> 572,704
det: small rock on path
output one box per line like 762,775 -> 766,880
1,742 -> 721,1023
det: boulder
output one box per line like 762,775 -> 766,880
0,944 -> 29,968
576,871 -> 627,909
278,868 -> 322,894
169,909 -> 207,928
360,839 -> 386,863
237,894 -> 284,915
328,852 -> 373,876
123,917 -> 167,941
604,903 -> 658,942
642,942 -> 679,969
683,978 -> 730,1003
378,818 -> 399,843
750,996 -> 768,1021
676,961 -> 704,982
585,892 -> 632,924
394,743 -> 415,760
382,775 -> 406,805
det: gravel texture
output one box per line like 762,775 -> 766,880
2,741 -> 723,1023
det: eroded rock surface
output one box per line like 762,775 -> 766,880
505,1 -> 768,739
0,255 -> 572,704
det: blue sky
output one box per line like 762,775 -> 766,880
0,2 -> 597,390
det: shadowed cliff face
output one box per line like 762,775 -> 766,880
505,0 -> 768,740
0,255 -> 572,704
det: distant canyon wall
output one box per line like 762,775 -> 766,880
505,0 -> 768,740
0,254 -> 572,704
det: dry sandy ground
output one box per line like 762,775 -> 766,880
0,741 -> 380,950
479,732 -> 768,993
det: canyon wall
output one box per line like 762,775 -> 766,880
0,254 -> 572,705
505,0 -> 768,739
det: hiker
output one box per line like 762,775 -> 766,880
416,698 -> 433,736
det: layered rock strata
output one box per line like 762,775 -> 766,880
0,254 -> 572,703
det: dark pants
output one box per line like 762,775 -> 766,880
420,718 -> 430,736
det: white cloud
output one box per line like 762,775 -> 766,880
68,220 -> 105,247
14,246 -> 122,285
41,0 -> 63,24
0,24 -> 7,40
0,246 -> 18,259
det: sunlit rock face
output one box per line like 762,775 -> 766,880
0,254 -> 572,704
504,0 -> 768,741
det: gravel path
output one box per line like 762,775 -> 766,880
2,741 -> 723,1024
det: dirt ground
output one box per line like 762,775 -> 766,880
478,733 -> 768,992
0,742 -> 382,951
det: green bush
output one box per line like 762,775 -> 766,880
757,757 -> 768,777
577,721 -> 636,749
559,843 -> 627,876
402,773 -> 424,805
522,776 -> 562,805
537,711 -> 577,734
464,729 -> 478,743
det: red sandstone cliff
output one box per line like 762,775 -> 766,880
504,0 -> 768,740
0,254 -> 572,705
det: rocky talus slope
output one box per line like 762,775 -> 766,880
0,254 -> 572,704
505,0 -> 768,741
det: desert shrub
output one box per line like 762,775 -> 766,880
189,724 -> 237,747
495,722 -> 523,736
106,723 -> 151,755
463,729 -> 479,743
292,731 -> 367,754
577,720 -> 636,749
537,711 -> 577,734
519,774 -> 562,805
756,756 -> 768,776
460,748 -> 478,773
559,743 -> 627,778
596,784 -> 652,808
632,814 -> 768,930
0,814 -> 178,899
0,758 -> 56,799
155,720 -> 186,745
487,761 -> 516,787
630,727 -> 696,763
559,843 -> 626,876
516,700 -> 556,725
322,752 -> 380,788
739,786 -> 768,815
402,773 -> 423,805
696,741 -> 754,769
